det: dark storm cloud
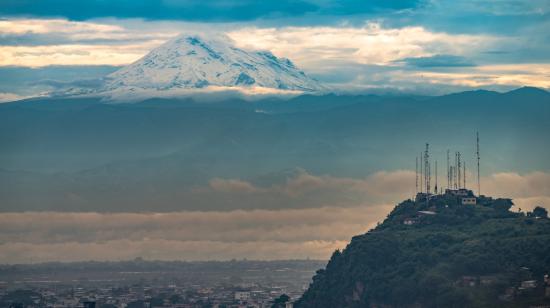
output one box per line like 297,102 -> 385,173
0,0 -> 420,21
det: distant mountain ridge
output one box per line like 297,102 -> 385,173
90,34 -> 325,99
0,87 -> 549,211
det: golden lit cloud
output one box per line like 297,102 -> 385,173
228,23 -> 495,67
405,64 -> 550,88
0,44 -> 154,67
0,18 -> 124,35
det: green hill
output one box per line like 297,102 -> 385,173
296,191 -> 550,308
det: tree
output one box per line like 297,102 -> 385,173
272,294 -> 290,308
533,206 -> 548,218
492,198 -> 513,212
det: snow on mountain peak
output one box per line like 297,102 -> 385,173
101,34 -> 325,95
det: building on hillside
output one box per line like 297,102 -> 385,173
445,188 -> 472,197
461,197 -> 477,205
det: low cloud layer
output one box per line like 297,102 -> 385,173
0,169 -> 417,211
0,205 -> 391,263
0,170 -> 549,263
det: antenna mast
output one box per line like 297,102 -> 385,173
415,156 -> 418,195
476,132 -> 481,195
424,144 -> 430,194
420,152 -> 423,193
446,150 -> 450,190
435,160 -> 438,194
457,152 -> 462,189
463,161 -> 466,189
454,152 -> 458,189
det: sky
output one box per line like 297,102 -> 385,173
1,0 -> 550,263
0,0 -> 550,100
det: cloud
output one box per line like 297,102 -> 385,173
396,54 -> 476,68
228,23 -> 494,68
225,23 -> 550,91
209,178 -> 263,193
482,171 -> 550,199
0,44 -> 150,67
0,92 -> 26,103
0,239 -> 345,263
0,205 -> 392,263
29,78 -> 104,89
1,18 -> 548,93
0,19 -> 494,68
0,205 -> 391,245
400,64 -> 550,89
0,0 -> 318,22
0,0 -> 422,22
201,169 -> 416,208
1,170 -> 549,263
0,18 -> 176,67
0,18 -> 177,46
0,65 -> 119,96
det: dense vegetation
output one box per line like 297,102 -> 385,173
296,194 -> 550,308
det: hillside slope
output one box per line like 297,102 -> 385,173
296,193 -> 550,308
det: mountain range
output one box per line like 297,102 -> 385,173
0,87 -> 549,211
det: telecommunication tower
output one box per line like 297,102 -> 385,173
476,132 -> 481,195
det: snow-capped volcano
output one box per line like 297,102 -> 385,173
101,34 -> 325,95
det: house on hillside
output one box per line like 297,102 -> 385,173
445,188 -> 473,197
461,197 -> 477,205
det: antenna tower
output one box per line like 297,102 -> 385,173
420,152 -> 423,193
435,160 -> 438,194
446,150 -> 450,190
424,144 -> 430,193
457,152 -> 462,189
463,161 -> 466,189
476,132 -> 481,195
454,152 -> 458,189
415,156 -> 418,194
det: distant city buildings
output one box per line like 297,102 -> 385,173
0,261 -> 318,308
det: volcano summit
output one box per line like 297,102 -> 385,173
88,34 -> 325,99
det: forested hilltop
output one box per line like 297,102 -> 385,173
296,191 -> 550,308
